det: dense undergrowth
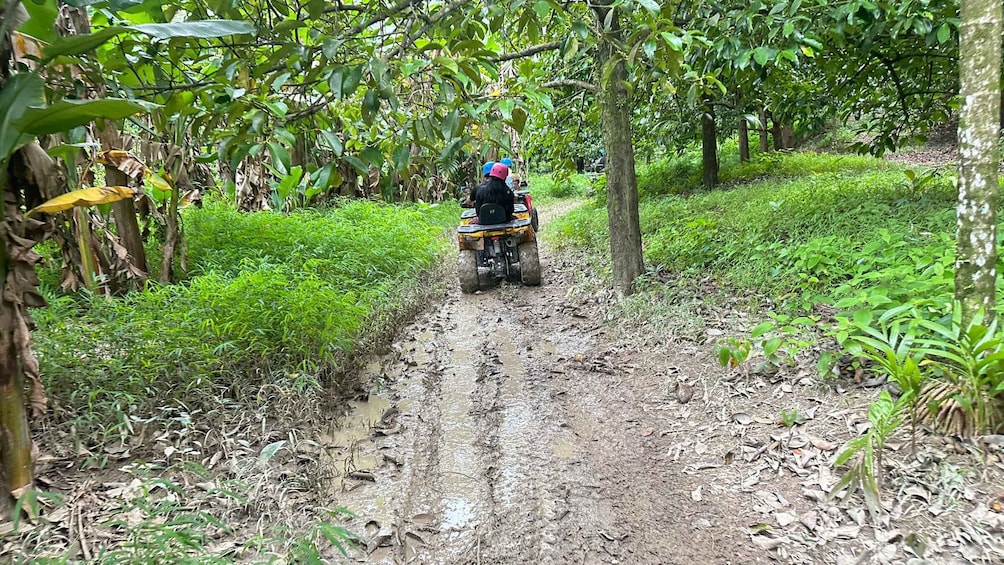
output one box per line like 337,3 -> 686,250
33,200 -> 459,438
551,147 -> 982,316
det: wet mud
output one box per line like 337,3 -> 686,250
316,210 -> 766,564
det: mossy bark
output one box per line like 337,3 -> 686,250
955,0 -> 1002,323
592,1 -> 644,295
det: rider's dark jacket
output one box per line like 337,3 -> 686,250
474,179 -> 515,221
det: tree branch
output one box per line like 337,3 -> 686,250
494,41 -> 563,62
345,0 -> 419,38
542,79 -> 598,93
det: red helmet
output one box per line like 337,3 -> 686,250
489,163 -> 509,180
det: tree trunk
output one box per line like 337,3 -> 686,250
0,156 -> 49,513
955,0 -> 1002,323
66,6 -> 147,280
770,113 -> 783,151
97,125 -> 148,277
0,229 -> 33,509
759,109 -> 770,153
592,0 -> 644,295
781,124 -> 795,149
701,98 -> 719,187
739,117 -> 750,162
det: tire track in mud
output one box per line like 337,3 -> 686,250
320,202 -> 763,564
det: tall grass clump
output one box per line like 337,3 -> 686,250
33,200 -> 459,436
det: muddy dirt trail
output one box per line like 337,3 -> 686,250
319,207 -> 770,565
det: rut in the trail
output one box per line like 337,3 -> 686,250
320,200 -> 766,564
362,291 -> 577,564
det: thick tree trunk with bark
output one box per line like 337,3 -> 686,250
955,0 -> 1002,322
701,98 -> 718,187
592,1 -> 644,295
780,124 -> 795,149
770,113 -> 783,151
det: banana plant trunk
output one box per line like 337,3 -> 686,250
0,164 -> 45,514
592,0 -> 644,296
955,0 -> 1002,323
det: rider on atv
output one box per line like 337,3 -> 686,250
463,161 -> 495,207
471,163 -> 514,223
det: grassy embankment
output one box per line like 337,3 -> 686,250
548,146 -> 983,328
34,199 -> 459,441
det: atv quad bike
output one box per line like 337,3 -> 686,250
457,202 -> 541,293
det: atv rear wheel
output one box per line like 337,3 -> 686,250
518,241 -> 541,286
530,207 -> 540,232
459,250 -> 480,293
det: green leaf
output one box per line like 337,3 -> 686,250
42,26 -> 127,60
343,66 -> 363,97
259,440 -> 286,462
763,337 -> 782,356
392,144 -> 411,171
18,0 -> 59,42
636,0 -> 660,12
267,142 -> 290,175
509,107 -> 528,134
360,147 -> 383,167
0,73 -> 45,160
128,20 -> 256,40
717,346 -> 731,368
936,23 -> 950,44
319,131 -> 343,156
751,321 -> 775,339
752,46 -> 771,67
14,98 -> 149,137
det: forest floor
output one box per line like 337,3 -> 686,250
316,204 -> 1004,565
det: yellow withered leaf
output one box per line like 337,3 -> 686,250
146,172 -> 171,192
27,186 -> 136,216
95,150 -> 148,180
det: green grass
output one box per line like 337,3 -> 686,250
527,172 -> 594,201
550,148 -> 975,314
32,199 -> 459,438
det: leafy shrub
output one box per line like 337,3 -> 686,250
33,200 -> 458,436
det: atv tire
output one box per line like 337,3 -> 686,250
518,241 -> 541,286
459,250 -> 480,294
530,207 -> 540,232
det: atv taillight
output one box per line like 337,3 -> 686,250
492,236 -> 499,242
524,194 -> 532,209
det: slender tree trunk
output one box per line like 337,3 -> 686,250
759,108 -> 770,153
701,98 -> 719,187
955,0 -> 1002,323
739,117 -> 750,162
96,125 -> 148,277
592,0 -> 644,295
